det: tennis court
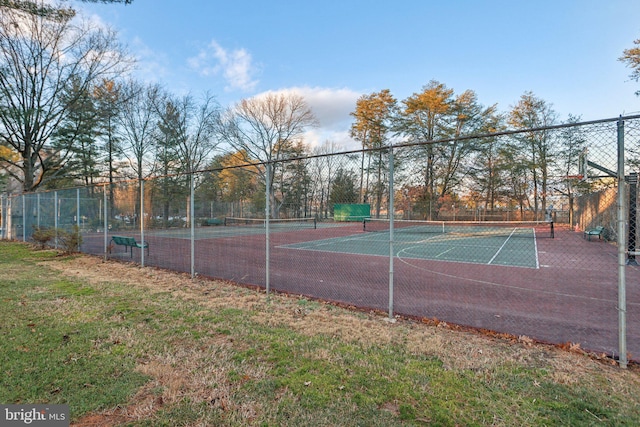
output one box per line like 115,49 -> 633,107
8,115 -> 639,363
78,215 -> 639,359
281,220 -> 549,268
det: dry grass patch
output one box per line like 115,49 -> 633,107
38,253 -> 640,426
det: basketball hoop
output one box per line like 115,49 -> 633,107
577,148 -> 590,181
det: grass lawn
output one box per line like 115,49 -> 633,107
1,241 -> 639,426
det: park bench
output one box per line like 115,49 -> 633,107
584,225 -> 605,241
111,235 -> 149,257
202,218 -> 223,226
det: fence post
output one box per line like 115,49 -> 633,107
190,173 -> 195,279
6,195 -> 12,240
617,118 -> 628,369
22,195 -> 26,242
1,194 -> 6,239
54,192 -> 59,248
140,179 -> 145,267
388,146 -> 395,320
76,188 -> 81,251
103,185 -> 108,261
0,194 -> 4,239
265,163 -> 271,295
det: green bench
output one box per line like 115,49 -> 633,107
111,235 -> 149,257
202,218 -> 223,226
584,226 -> 605,241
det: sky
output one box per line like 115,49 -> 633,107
73,0 -> 640,150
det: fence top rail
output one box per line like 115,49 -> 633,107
5,114 -> 640,197
191,114 -> 640,175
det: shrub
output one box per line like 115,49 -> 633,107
57,226 -> 83,254
31,227 -> 56,249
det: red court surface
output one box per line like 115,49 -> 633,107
82,223 -> 640,361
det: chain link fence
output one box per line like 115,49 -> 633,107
2,116 -> 640,366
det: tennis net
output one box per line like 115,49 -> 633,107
363,218 -> 552,238
224,217 -> 317,230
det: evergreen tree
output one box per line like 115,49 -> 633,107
328,168 -> 359,215
50,78 -> 100,188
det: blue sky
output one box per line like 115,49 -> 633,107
75,0 -> 640,149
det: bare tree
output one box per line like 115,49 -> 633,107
310,140 -> 344,219
508,92 -> 558,217
218,92 -> 317,217
117,81 -> 159,180
157,92 -> 221,176
153,91 -> 221,226
0,4 -> 130,191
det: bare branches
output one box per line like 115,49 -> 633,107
0,0 -> 76,21
220,92 -> 317,166
0,5 -> 131,191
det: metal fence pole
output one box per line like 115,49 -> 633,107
190,173 -> 195,279
388,146 -> 395,320
265,163 -> 271,295
0,194 -> 5,239
76,188 -> 81,251
54,192 -> 59,248
6,195 -> 12,240
103,185 -> 108,261
36,193 -> 40,228
617,118 -> 628,369
76,188 -> 80,228
140,179 -> 145,267
22,194 -> 26,242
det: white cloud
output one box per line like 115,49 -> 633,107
188,40 -> 259,92
252,86 -> 362,149
127,36 -> 171,85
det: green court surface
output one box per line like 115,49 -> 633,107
281,227 -> 541,269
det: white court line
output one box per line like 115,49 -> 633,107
486,227 -> 538,268
487,228 -> 516,264
435,248 -> 453,258
287,232 -> 377,249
